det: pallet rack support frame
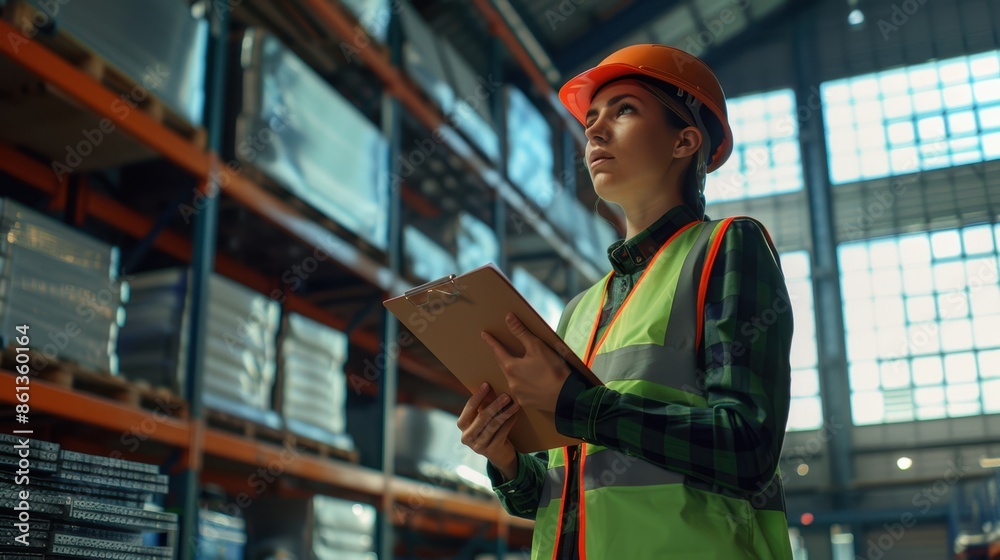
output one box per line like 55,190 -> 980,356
177,5 -> 230,560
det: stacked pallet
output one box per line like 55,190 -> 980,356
277,312 -> 355,452
0,435 -> 177,559
118,268 -> 281,429
0,198 -> 124,375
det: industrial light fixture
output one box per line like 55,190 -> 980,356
847,0 -> 865,28
897,456 -> 913,470
980,457 -> 1000,469
796,463 -> 810,476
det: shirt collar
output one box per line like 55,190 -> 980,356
606,205 -> 700,276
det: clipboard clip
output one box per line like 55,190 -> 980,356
404,274 -> 460,307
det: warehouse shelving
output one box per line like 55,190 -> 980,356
0,1 -> 607,556
0,369 -> 531,539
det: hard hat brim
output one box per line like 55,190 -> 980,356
558,62 -> 733,173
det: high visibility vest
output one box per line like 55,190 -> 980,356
532,218 -> 793,560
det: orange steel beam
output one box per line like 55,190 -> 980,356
0,20 -> 210,178
0,371 -> 190,448
202,428 -> 387,496
392,477 -> 502,523
0,144 -> 62,194
471,0 -> 586,148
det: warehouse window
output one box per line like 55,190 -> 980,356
783,251 -> 823,431
822,50 -> 1000,185
704,89 -> 804,203
840,224 -> 1000,425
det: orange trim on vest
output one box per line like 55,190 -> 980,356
577,443 -> 589,560
557,220 -> 699,559
585,220 -> 700,366
696,217 -> 737,352
552,446 -> 572,560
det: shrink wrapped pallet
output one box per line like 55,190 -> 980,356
399,3 -> 500,163
23,0 -> 207,125
237,29 -> 390,250
118,268 -> 280,427
278,313 -> 355,451
0,198 -> 124,374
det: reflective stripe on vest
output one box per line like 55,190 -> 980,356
532,218 -> 792,560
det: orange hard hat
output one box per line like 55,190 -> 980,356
558,44 -> 734,173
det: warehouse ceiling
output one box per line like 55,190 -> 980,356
413,0 -> 815,88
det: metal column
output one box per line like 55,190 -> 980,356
792,12 -> 855,506
378,10 -> 404,560
490,37 -> 509,275
177,3 -> 228,560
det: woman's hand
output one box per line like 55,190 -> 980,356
481,312 -> 572,414
457,382 -> 521,480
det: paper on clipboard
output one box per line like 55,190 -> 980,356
384,263 -> 602,453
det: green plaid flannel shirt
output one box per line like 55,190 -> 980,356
486,205 -> 793,555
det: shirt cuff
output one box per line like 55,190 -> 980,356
554,367 -> 607,441
487,452 -> 531,493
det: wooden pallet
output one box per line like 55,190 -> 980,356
205,407 -> 287,447
283,431 -> 360,464
1,0 -> 207,151
0,347 -> 189,419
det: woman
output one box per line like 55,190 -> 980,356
458,44 -> 794,559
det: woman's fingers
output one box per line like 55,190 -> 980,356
457,382 -> 490,430
472,399 -> 520,451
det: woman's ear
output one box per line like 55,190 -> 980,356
673,126 -> 703,159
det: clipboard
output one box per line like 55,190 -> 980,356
384,263 -> 603,453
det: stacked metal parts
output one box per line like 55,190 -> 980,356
0,198 -> 124,374
399,2 -> 500,163
118,269 -> 281,428
512,268 -> 566,329
236,29 -> 391,250
0,435 -> 177,559
277,313 -> 355,452
394,405 -> 491,493
244,495 -> 377,560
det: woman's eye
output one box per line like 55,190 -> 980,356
617,103 -> 635,116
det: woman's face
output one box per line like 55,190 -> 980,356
584,79 -> 699,208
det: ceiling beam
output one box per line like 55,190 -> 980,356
552,0 -> 683,73
701,0 -> 819,68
